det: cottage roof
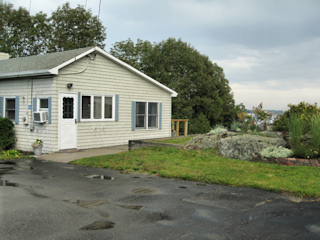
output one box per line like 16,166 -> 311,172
0,47 -> 178,97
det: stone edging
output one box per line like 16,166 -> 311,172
252,157 -> 320,167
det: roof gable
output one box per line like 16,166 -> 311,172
0,47 -> 177,97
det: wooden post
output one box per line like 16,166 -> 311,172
176,121 -> 180,136
184,120 -> 188,136
171,119 -> 189,137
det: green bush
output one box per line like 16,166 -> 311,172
287,113 -> 306,146
189,113 -> 211,134
285,112 -> 320,159
0,118 -> 15,151
310,115 -> 320,148
1,149 -> 21,157
230,121 -> 241,130
274,102 -> 320,132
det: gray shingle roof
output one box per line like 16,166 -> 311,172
0,47 -> 93,74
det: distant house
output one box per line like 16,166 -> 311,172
0,47 -> 177,153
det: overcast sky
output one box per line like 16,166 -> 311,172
8,0 -> 320,110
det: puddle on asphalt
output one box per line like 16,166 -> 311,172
117,204 -> 144,210
197,183 -> 207,186
0,180 -> 19,187
0,161 -> 15,174
83,174 -> 115,180
193,209 -> 219,223
77,200 -> 109,208
0,161 -> 16,165
80,220 -> 115,230
306,223 -> 320,235
132,188 -> 156,194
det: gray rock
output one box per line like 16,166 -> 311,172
184,134 -> 221,150
217,134 -> 286,161
184,132 -> 237,150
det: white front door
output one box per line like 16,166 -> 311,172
58,92 -> 78,150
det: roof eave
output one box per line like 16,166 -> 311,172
0,69 -> 57,79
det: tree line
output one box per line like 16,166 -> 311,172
0,2 -> 236,133
0,2 -> 106,57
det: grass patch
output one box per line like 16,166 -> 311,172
152,137 -> 193,145
70,147 -> 320,198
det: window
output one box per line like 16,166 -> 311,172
81,95 -> 114,121
39,98 -> 49,111
63,97 -> 74,119
135,102 -> 158,129
5,98 -> 15,121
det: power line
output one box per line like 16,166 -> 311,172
98,0 -> 101,21
29,0 -> 32,13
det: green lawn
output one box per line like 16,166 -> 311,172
70,147 -> 320,198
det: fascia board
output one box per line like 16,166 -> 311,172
0,69 -> 55,79
94,47 -> 178,97
50,48 -> 96,73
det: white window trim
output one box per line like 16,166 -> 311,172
81,94 -> 115,122
38,98 -> 49,111
4,97 -> 16,121
135,101 -> 159,130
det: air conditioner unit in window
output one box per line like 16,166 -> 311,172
33,111 -> 48,123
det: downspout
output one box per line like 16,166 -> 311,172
30,79 -> 34,131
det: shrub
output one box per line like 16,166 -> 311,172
230,121 -> 241,130
1,149 -> 21,157
260,146 -> 293,158
274,102 -> 320,132
310,115 -> 320,148
287,113 -> 305,146
208,124 -> 227,135
0,118 -> 15,151
189,113 -> 211,134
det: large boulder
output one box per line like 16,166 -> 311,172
217,134 -> 286,161
184,132 -> 237,150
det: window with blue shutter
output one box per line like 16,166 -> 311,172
115,94 -> 119,121
15,96 -> 19,124
132,101 -> 136,130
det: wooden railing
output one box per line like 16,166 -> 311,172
171,119 -> 189,136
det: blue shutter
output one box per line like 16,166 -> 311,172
15,96 -> 19,124
33,97 -> 37,112
115,94 -> 119,121
159,103 -> 162,130
48,97 -> 52,124
77,92 -> 81,122
132,101 -> 136,131
0,97 -> 3,118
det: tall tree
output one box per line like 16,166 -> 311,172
111,38 -> 236,133
0,2 -> 106,57
48,2 -> 106,52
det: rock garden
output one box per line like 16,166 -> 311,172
184,102 -> 320,167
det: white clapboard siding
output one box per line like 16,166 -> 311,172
0,78 -> 56,153
55,53 -> 173,150
0,51 -> 174,153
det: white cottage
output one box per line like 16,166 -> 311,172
0,47 -> 177,153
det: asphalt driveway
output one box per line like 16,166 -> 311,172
1,159 -> 320,240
